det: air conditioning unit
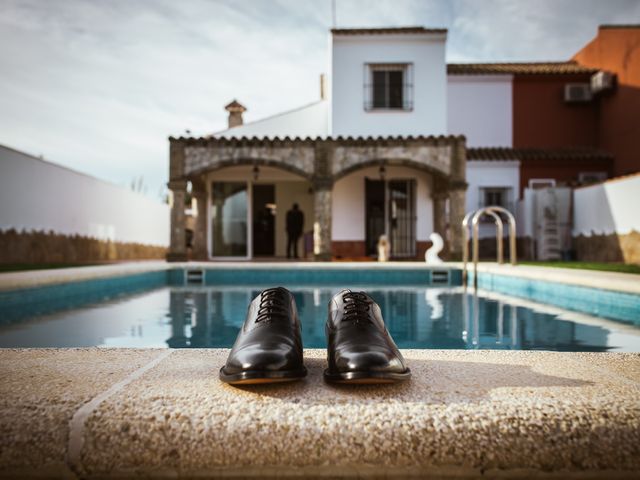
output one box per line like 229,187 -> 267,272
564,83 -> 592,103
591,71 -> 616,94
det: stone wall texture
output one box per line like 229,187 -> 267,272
574,231 -> 640,264
0,229 -> 167,265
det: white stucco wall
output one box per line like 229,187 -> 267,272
0,145 -> 169,246
331,166 -> 433,241
466,160 -> 520,238
447,75 -> 513,146
573,174 -> 640,236
214,101 -> 328,139
330,32 -> 447,137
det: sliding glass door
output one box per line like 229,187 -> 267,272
211,182 -> 248,257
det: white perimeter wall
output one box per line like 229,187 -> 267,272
332,166 -> 433,242
0,145 -> 169,246
447,75 -> 513,146
330,33 -> 447,137
466,160 -> 520,238
573,174 -> 640,236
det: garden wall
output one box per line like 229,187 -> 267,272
0,145 -> 169,264
573,173 -> 640,264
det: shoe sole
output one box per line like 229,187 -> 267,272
323,368 -> 411,384
219,367 -> 307,385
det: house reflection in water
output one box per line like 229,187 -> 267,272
164,287 -> 612,351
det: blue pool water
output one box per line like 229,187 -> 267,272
1,270 -> 639,351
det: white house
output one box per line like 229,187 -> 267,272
167,26 -> 608,261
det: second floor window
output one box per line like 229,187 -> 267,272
364,63 -> 413,111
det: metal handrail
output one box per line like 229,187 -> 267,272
463,206 -> 517,287
462,208 -> 505,285
481,206 -> 517,266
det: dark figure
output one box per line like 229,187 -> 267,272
286,203 -> 304,259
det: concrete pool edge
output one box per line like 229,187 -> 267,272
1,349 -> 639,478
463,262 -> 640,295
1,260 -> 639,293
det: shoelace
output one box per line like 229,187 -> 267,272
342,291 -> 372,324
256,287 -> 289,323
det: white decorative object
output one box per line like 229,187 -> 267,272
377,234 -> 391,262
425,232 -> 444,264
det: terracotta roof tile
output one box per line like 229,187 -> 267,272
468,147 -> 613,162
447,61 -> 598,75
171,134 -> 465,145
331,27 -> 447,35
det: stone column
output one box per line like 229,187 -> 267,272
312,179 -> 333,261
433,182 -> 449,242
191,180 -> 208,260
447,182 -> 467,261
167,179 -> 188,262
312,141 -> 334,261
446,136 -> 468,260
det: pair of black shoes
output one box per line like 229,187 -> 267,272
219,287 -> 411,385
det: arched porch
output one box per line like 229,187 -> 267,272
332,163 -> 443,259
194,164 -> 314,260
167,135 -> 467,261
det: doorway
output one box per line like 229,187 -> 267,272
365,178 -> 416,258
252,184 -> 275,256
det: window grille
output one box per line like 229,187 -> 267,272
364,63 -> 413,111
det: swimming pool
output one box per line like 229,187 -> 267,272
1,267 -> 639,351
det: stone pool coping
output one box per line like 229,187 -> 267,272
463,262 -> 640,295
0,349 -> 639,479
1,260 -> 639,295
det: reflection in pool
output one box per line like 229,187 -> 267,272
1,285 -> 639,351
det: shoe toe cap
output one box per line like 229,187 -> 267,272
224,345 -> 300,374
335,349 -> 405,374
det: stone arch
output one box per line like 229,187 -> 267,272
182,142 -> 317,180
187,157 -> 313,181
332,158 -> 449,184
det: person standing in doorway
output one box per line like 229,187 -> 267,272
286,203 -> 304,259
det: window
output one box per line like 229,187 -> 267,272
364,64 -> 413,111
479,187 -> 511,210
578,171 -> 607,184
528,178 -> 556,190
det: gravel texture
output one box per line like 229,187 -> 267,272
0,348 -> 639,479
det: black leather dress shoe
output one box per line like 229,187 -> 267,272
325,289 -> 411,384
220,287 -> 307,385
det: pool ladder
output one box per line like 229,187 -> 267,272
462,206 -> 517,288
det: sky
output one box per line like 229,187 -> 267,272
1,0 -> 638,200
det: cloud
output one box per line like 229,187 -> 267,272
0,0 -> 637,198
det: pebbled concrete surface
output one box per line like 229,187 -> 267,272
0,349 -> 639,479
0,349 -> 162,477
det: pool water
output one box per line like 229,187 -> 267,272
1,285 -> 639,351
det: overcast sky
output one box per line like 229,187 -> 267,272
1,0 -> 638,199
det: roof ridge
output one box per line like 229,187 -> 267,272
331,26 -> 447,35
447,61 -> 597,75
172,134 -> 466,143
448,60 -> 580,65
467,146 -> 613,161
